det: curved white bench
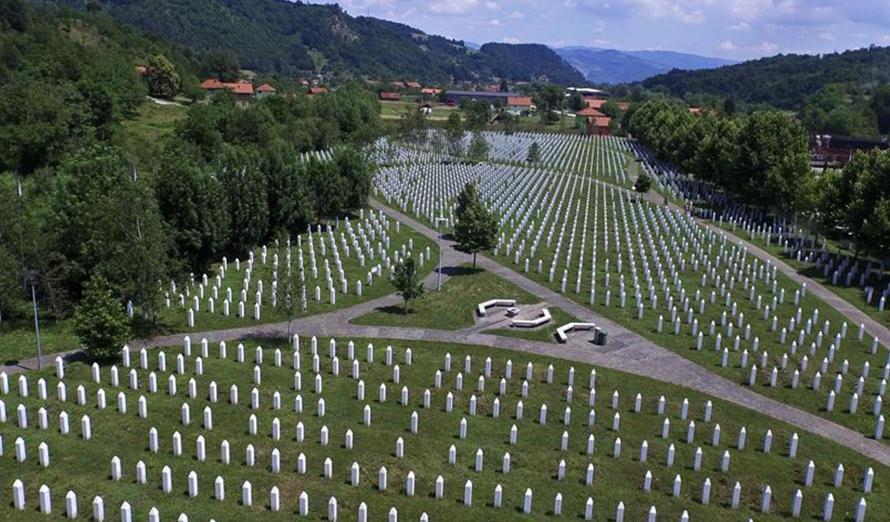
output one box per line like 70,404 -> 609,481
556,322 -> 596,343
477,299 -> 517,317
512,308 -> 552,328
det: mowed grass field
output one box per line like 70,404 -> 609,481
0,337 -> 885,521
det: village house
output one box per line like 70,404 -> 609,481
576,106 -> 611,136
379,91 -> 402,101
506,96 -> 535,116
199,78 -> 256,101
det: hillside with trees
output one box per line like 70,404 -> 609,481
42,0 -> 587,84
1,1 -> 382,332
641,45 -> 890,110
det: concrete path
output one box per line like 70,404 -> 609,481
5,199 -> 889,465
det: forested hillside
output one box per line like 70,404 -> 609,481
1,1 -> 382,328
642,45 -> 890,109
41,0 -> 586,84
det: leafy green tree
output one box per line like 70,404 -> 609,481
393,257 -> 425,311
205,50 -> 240,82
154,145 -> 229,274
601,100 -> 621,118
453,183 -> 498,268
398,105 -> 426,145
633,173 -> 652,194
468,132 -> 489,162
217,145 -> 269,255
568,93 -> 586,112
445,111 -> 464,155
461,99 -> 491,129
526,141 -> 541,163
736,111 -> 812,213
52,145 -> 170,319
146,53 -> 181,99
0,79 -> 73,174
533,84 -> 563,125
73,274 -> 130,362
871,84 -> 890,134
332,145 -> 373,211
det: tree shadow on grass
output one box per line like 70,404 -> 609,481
442,265 -> 483,278
371,305 -> 416,316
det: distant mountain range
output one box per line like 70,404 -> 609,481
555,46 -> 736,84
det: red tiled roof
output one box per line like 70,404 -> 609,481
228,82 -> 254,95
421,88 -> 442,95
592,116 -> 611,127
585,99 -> 607,109
391,81 -> 406,88
379,91 -> 402,100
577,107 -> 606,117
135,65 -> 148,76
309,86 -> 328,95
407,81 -> 422,89
257,83 -> 276,93
689,107 -> 703,115
507,96 -> 533,107
200,78 -> 226,90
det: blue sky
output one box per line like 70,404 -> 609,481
307,0 -> 890,59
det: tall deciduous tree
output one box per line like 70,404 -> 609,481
393,257 -> 425,311
73,274 -> 131,362
146,53 -> 181,99
468,132 -> 489,163
453,183 -> 498,268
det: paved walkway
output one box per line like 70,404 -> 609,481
5,199 -> 890,466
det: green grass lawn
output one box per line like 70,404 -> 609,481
0,337 -> 884,521
484,307 -> 579,344
114,100 -> 187,167
351,266 -> 539,331
0,318 -> 79,364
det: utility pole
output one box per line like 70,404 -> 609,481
28,270 -> 43,370
435,217 -> 449,291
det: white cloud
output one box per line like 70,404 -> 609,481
719,40 -> 737,51
501,36 -> 521,44
509,11 -> 525,20
485,1 -> 499,10
490,18 -> 501,26
818,31 -> 836,41
428,0 -> 480,15
728,21 -> 750,31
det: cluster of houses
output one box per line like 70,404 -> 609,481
198,78 -> 331,102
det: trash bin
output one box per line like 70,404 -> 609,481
594,328 -> 607,346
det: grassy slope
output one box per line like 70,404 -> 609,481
0,337 -> 884,521
351,266 -> 539,331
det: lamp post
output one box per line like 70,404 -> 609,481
435,217 -> 449,291
27,270 -> 43,370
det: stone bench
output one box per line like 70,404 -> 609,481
512,308 -> 552,328
556,322 -> 596,343
477,299 -> 517,317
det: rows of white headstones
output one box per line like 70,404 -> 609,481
372,130 -> 631,180
0,336 -> 878,520
721,216 -> 890,314
157,209 -> 430,329
628,140 -> 890,317
374,135 -> 889,438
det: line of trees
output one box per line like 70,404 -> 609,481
626,99 -> 812,214
626,99 -> 890,259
